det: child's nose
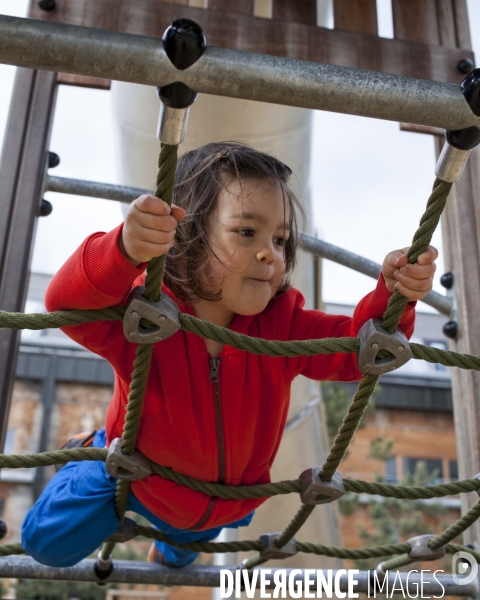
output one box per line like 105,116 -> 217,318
256,244 -> 275,263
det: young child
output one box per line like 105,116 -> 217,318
22,142 -> 437,568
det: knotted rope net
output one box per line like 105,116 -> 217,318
0,146 -> 475,575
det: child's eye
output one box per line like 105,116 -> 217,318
274,237 -> 286,247
239,228 -> 255,237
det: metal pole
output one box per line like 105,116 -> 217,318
0,16 -> 479,131
45,175 -> 147,204
0,556 -> 475,596
299,235 -> 452,316
0,68 -> 57,450
300,234 -> 383,281
44,174 -> 452,316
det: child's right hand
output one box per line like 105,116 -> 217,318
120,195 -> 186,266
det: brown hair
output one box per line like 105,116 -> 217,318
164,141 -> 304,304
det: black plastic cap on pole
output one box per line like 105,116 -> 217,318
94,561 -> 113,582
157,19 -> 206,109
461,68 -> 480,117
157,82 -> 198,109
443,321 -> 458,340
39,199 -> 53,217
37,0 -> 56,10
440,272 -> 454,290
48,151 -> 60,169
445,126 -> 480,150
0,521 -> 7,541
162,19 -> 206,71
457,58 -> 475,75
445,69 -> 480,151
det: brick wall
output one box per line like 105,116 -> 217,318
0,378 -> 112,545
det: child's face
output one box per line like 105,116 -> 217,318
198,177 -> 289,325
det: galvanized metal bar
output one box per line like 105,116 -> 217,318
44,174 -> 452,316
300,234 -> 452,316
45,175 -> 147,203
0,67 -> 57,450
301,234 -> 382,280
0,556 -> 475,595
0,16 -> 479,130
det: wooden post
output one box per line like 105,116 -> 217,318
0,68 -> 57,450
333,0 -> 378,35
439,142 -> 480,544
392,0 -> 440,44
434,0 -> 480,543
271,0 -> 316,24
392,0 -> 479,543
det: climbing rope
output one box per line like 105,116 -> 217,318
243,177 -> 453,566
5,312 -> 480,370
0,535 -> 478,564
0,447 -> 479,500
108,143 -> 178,562
0,162 -> 474,575
321,179 -> 451,483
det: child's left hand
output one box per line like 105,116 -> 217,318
382,245 -> 438,301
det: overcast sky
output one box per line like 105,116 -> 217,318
0,0 -> 479,312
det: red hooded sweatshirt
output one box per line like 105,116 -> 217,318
45,224 -> 415,531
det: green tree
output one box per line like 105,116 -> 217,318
322,383 -> 452,582
15,579 -> 111,600
337,440 -> 447,571
369,436 -> 393,461
321,382 -> 377,446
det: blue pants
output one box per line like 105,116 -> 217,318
22,429 -> 253,567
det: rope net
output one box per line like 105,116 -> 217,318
0,148 -> 474,576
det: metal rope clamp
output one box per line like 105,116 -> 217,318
299,467 -> 345,505
260,533 -> 297,560
104,517 -> 137,543
357,319 -> 413,375
94,551 -> 113,581
123,286 -> 181,344
435,68 -> 480,183
105,438 -> 152,481
407,534 -> 445,561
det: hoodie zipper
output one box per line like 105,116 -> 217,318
192,497 -> 216,530
192,357 -> 226,530
209,357 -> 226,483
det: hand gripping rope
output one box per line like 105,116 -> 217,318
0,21 -> 479,584
95,18 -> 206,580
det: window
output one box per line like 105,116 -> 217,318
3,430 -> 14,455
449,460 -> 458,482
426,341 -> 448,372
403,458 -> 443,484
385,457 -> 397,484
